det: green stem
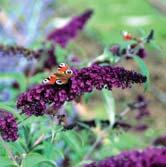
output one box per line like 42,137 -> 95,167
0,135 -> 19,166
102,90 -> 116,128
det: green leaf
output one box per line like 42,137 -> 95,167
133,56 -> 150,91
10,141 -> 26,155
149,41 -> 162,52
62,131 -> 83,156
21,153 -> 56,167
0,156 -> 16,167
83,92 -> 93,103
102,90 -> 115,127
91,47 -> 120,66
102,47 -> 117,65
43,141 -> 64,160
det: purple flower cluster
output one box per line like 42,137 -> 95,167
0,45 -> 38,58
113,121 -> 132,131
17,65 -> 146,116
47,9 -> 93,48
153,135 -> 166,147
113,121 -> 148,132
110,44 -> 147,59
133,124 -> 148,132
0,44 -> 58,75
0,45 -> 37,73
129,95 -> 150,120
126,44 -> 147,59
110,44 -> 121,57
115,95 -> 150,132
85,147 -> 166,167
0,109 -> 18,142
136,48 -> 147,59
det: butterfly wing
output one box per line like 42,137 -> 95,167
54,73 -> 68,85
42,63 -> 73,85
57,63 -> 73,79
42,74 -> 57,85
56,78 -> 68,85
57,63 -> 69,73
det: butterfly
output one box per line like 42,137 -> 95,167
122,31 -> 143,43
42,63 -> 73,85
122,31 -> 133,41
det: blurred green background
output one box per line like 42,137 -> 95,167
61,0 -> 166,48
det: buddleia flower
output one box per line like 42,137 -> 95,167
0,109 -> 18,142
110,44 -> 147,59
17,64 -> 146,116
0,45 -> 37,74
47,9 -> 93,48
0,44 -> 58,75
153,135 -> 166,147
128,95 -> 150,120
85,147 -> 166,167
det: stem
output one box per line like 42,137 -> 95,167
31,134 -> 45,150
82,136 -> 102,160
81,127 -> 109,162
120,107 -> 130,117
102,90 -> 115,128
0,135 -> 18,166
18,116 -> 30,126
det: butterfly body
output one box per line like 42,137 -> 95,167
42,63 -> 73,85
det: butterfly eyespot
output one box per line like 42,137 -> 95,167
42,79 -> 49,84
56,80 -> 63,85
59,63 -> 66,68
65,69 -> 73,75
